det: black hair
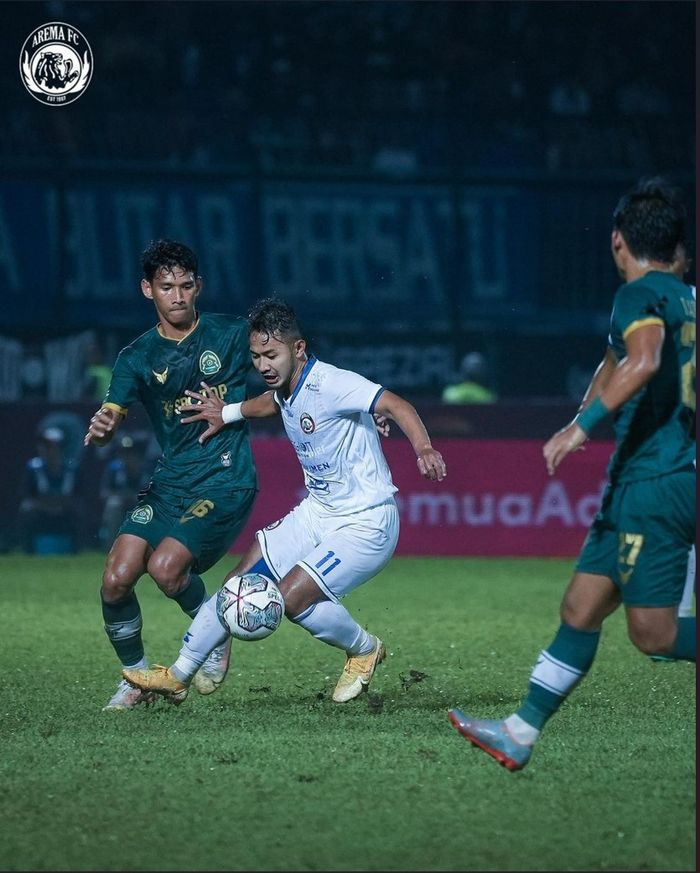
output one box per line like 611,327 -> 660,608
247,297 -> 304,342
612,177 -> 687,264
141,239 -> 198,282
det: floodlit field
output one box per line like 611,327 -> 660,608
1,552 -> 694,872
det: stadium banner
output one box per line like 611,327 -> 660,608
1,182 -> 57,327
0,179 -> 258,328
1,177 -> 535,332
261,180 -> 536,326
237,437 -> 613,558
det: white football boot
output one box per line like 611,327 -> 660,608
102,677 -> 155,711
332,637 -> 386,702
192,637 -> 232,695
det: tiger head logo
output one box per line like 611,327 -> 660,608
20,22 -> 93,106
35,51 -> 79,89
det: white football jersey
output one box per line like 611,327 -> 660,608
274,358 -> 397,514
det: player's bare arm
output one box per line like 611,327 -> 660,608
180,382 -> 279,444
541,347 -> 619,472
84,406 -> 124,447
594,322 -> 663,409
578,346 -> 618,412
544,324 -> 663,475
374,390 -> 446,481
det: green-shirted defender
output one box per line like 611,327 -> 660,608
84,240 -> 258,710
448,177 -> 695,771
576,269 -> 695,605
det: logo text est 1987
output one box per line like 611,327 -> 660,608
20,22 -> 93,106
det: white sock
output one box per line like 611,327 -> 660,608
293,601 -> 374,655
124,655 -> 147,670
171,594 -> 229,682
678,545 -> 695,617
504,714 -> 540,745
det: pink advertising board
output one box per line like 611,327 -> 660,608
235,438 -> 614,557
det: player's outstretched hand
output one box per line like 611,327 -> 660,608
543,422 -> 587,475
417,447 -> 447,482
180,381 -> 226,445
84,407 -> 120,446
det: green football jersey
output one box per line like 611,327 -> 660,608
103,313 -> 257,491
607,271 -> 695,483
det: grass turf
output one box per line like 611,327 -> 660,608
0,552 -> 694,872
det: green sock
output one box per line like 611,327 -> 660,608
668,616 -> 696,662
517,623 -> 600,731
101,591 -> 144,667
170,573 -> 207,618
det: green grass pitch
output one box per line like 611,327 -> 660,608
0,552 -> 694,872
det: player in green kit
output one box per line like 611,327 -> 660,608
84,240 -> 257,710
448,178 -> 695,770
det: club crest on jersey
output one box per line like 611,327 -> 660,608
199,351 -> 221,377
220,451 -> 232,467
300,413 -> 316,434
152,366 -> 168,384
131,505 -> 153,524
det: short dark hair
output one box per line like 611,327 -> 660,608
612,177 -> 687,264
141,239 -> 198,282
247,297 -> 303,342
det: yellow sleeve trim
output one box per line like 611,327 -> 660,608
102,402 -> 128,418
622,317 -> 664,340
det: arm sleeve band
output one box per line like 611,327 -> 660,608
575,396 -> 610,435
221,402 -> 245,424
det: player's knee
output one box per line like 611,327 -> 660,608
560,600 -> 599,631
627,623 -> 675,655
101,563 -> 137,602
147,553 -> 188,596
627,608 -> 678,655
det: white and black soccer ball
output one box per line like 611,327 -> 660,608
216,573 -> 284,641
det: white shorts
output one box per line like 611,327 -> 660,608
256,497 -> 400,602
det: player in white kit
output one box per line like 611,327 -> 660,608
124,298 -> 446,703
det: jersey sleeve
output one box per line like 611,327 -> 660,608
101,347 -> 141,414
610,281 -> 665,344
323,368 -> 385,416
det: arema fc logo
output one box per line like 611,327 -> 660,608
20,22 -> 93,106
300,413 -> 316,434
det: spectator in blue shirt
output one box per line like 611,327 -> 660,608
18,427 -> 83,554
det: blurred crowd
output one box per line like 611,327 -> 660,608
5,1 -> 693,174
12,417 -> 153,556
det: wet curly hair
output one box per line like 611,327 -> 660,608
247,297 -> 304,343
141,239 -> 198,281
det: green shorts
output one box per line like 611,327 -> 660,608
576,467 -> 696,607
118,481 -> 257,574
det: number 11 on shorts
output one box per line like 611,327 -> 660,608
316,550 -> 341,576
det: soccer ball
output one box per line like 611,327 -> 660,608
215,573 -> 285,641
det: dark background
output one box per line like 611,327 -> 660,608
1,1 -> 695,398
0,0 -> 694,548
